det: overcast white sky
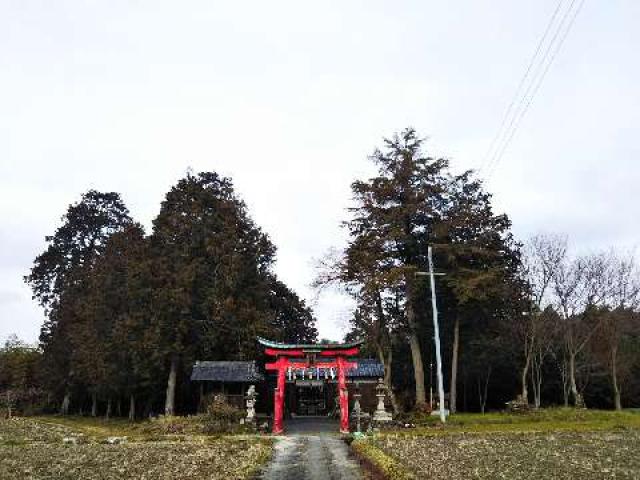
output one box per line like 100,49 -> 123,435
1,1 -> 638,344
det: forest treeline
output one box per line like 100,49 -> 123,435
4,172 -> 317,418
2,128 -> 639,418
316,128 -> 640,413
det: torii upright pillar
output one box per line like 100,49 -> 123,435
268,356 -> 288,435
337,356 -> 350,433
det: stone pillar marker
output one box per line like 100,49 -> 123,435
353,390 -> 362,433
373,378 -> 393,423
246,384 -> 257,423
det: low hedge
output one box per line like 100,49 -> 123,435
142,397 -> 248,435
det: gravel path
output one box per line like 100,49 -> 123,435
260,435 -> 362,480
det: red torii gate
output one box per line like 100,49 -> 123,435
258,337 -> 361,434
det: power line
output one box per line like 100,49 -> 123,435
479,0 -> 566,174
484,0 -> 578,175
483,0 -> 575,174
487,0 -> 585,178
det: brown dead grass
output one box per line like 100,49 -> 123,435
0,417 -> 272,480
368,429 -> 640,479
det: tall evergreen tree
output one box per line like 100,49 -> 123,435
25,178 -> 317,417
335,128 -> 522,410
435,170 -> 523,412
106,225 -> 158,420
344,129 -> 450,408
150,171 -> 285,415
25,191 -> 132,413
71,223 -> 148,417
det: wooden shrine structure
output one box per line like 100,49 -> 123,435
258,337 -> 362,434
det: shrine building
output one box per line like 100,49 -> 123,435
191,337 -> 384,433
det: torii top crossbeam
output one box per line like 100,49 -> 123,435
258,337 -> 362,434
257,337 -> 363,357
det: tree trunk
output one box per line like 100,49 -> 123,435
405,290 -> 426,408
532,360 -> 542,409
568,353 -> 579,406
165,355 -> 179,416
105,398 -> 112,420
463,370 -> 468,412
478,367 -> 491,414
199,383 -> 205,413
611,347 -> 622,411
61,391 -> 71,415
91,392 -> 98,417
450,316 -> 460,414
405,277 -> 427,410
561,362 -> 569,407
143,398 -> 153,418
531,349 -> 542,409
483,368 -> 491,414
129,394 -> 136,421
408,331 -> 426,408
520,348 -> 531,404
377,345 -> 400,414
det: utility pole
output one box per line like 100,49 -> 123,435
416,245 -> 447,423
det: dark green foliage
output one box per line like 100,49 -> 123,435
71,224 -> 151,407
334,128 -> 524,410
24,191 -> 133,405
24,173 -> 317,416
149,172 -> 275,363
25,191 -> 132,314
268,279 -> 318,344
336,129 -> 640,413
147,172 -> 316,413
0,336 -> 42,416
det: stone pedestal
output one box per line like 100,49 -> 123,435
353,392 -> 362,433
372,378 -> 393,423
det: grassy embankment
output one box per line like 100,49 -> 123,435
0,415 -> 273,480
352,408 -> 640,480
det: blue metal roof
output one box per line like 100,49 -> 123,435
190,361 -> 264,382
347,359 -> 384,378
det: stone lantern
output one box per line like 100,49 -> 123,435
372,378 -> 393,422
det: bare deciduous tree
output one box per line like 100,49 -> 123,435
530,307 -> 560,408
553,250 -> 621,406
516,233 -> 567,405
595,251 -> 640,409
553,250 -> 588,406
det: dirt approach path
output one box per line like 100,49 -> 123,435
259,435 -> 363,480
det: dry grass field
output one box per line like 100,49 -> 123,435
0,417 -> 272,480
353,409 -> 640,480
368,430 -> 640,479
3,410 -> 640,479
